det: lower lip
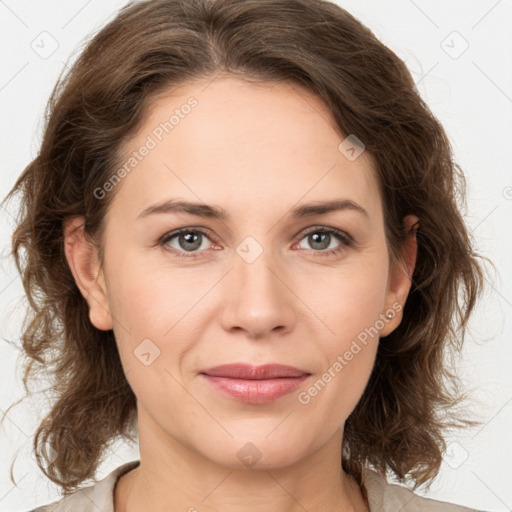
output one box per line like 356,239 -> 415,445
201,374 -> 310,404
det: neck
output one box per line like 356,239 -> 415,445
115,408 -> 369,512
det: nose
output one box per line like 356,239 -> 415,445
220,247 -> 296,340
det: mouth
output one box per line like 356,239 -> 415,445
199,363 -> 311,404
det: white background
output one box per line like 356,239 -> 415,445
1,1 -> 511,511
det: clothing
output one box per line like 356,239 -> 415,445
27,460 -> 486,512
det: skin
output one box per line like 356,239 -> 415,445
64,76 -> 418,512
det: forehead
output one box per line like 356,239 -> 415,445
108,76 -> 380,225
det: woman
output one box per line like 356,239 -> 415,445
3,0 -> 488,510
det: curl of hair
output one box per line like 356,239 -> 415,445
3,0 -> 486,494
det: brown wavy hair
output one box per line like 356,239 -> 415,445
2,0 -> 487,495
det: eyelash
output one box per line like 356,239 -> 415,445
158,226 -> 354,259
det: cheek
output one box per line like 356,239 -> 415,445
303,256 -> 390,341
106,247 -> 205,336
103,254 -> 193,375
296,259 -> 388,409
104,257 -> 226,412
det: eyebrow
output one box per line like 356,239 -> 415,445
136,198 -> 369,221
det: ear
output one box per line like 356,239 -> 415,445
63,216 -> 113,331
379,214 -> 419,337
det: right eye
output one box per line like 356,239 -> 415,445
159,227 -> 217,258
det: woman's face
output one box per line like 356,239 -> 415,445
73,77 -> 416,469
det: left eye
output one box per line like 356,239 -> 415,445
296,228 -> 350,253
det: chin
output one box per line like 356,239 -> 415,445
197,431 -> 312,470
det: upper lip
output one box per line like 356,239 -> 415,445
200,364 -> 310,379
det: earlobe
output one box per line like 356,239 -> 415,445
380,214 -> 419,337
63,216 -> 113,331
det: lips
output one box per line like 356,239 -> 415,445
200,363 -> 310,379
199,364 -> 311,404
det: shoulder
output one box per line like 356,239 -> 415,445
362,467 -> 488,512
25,460 -> 140,512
